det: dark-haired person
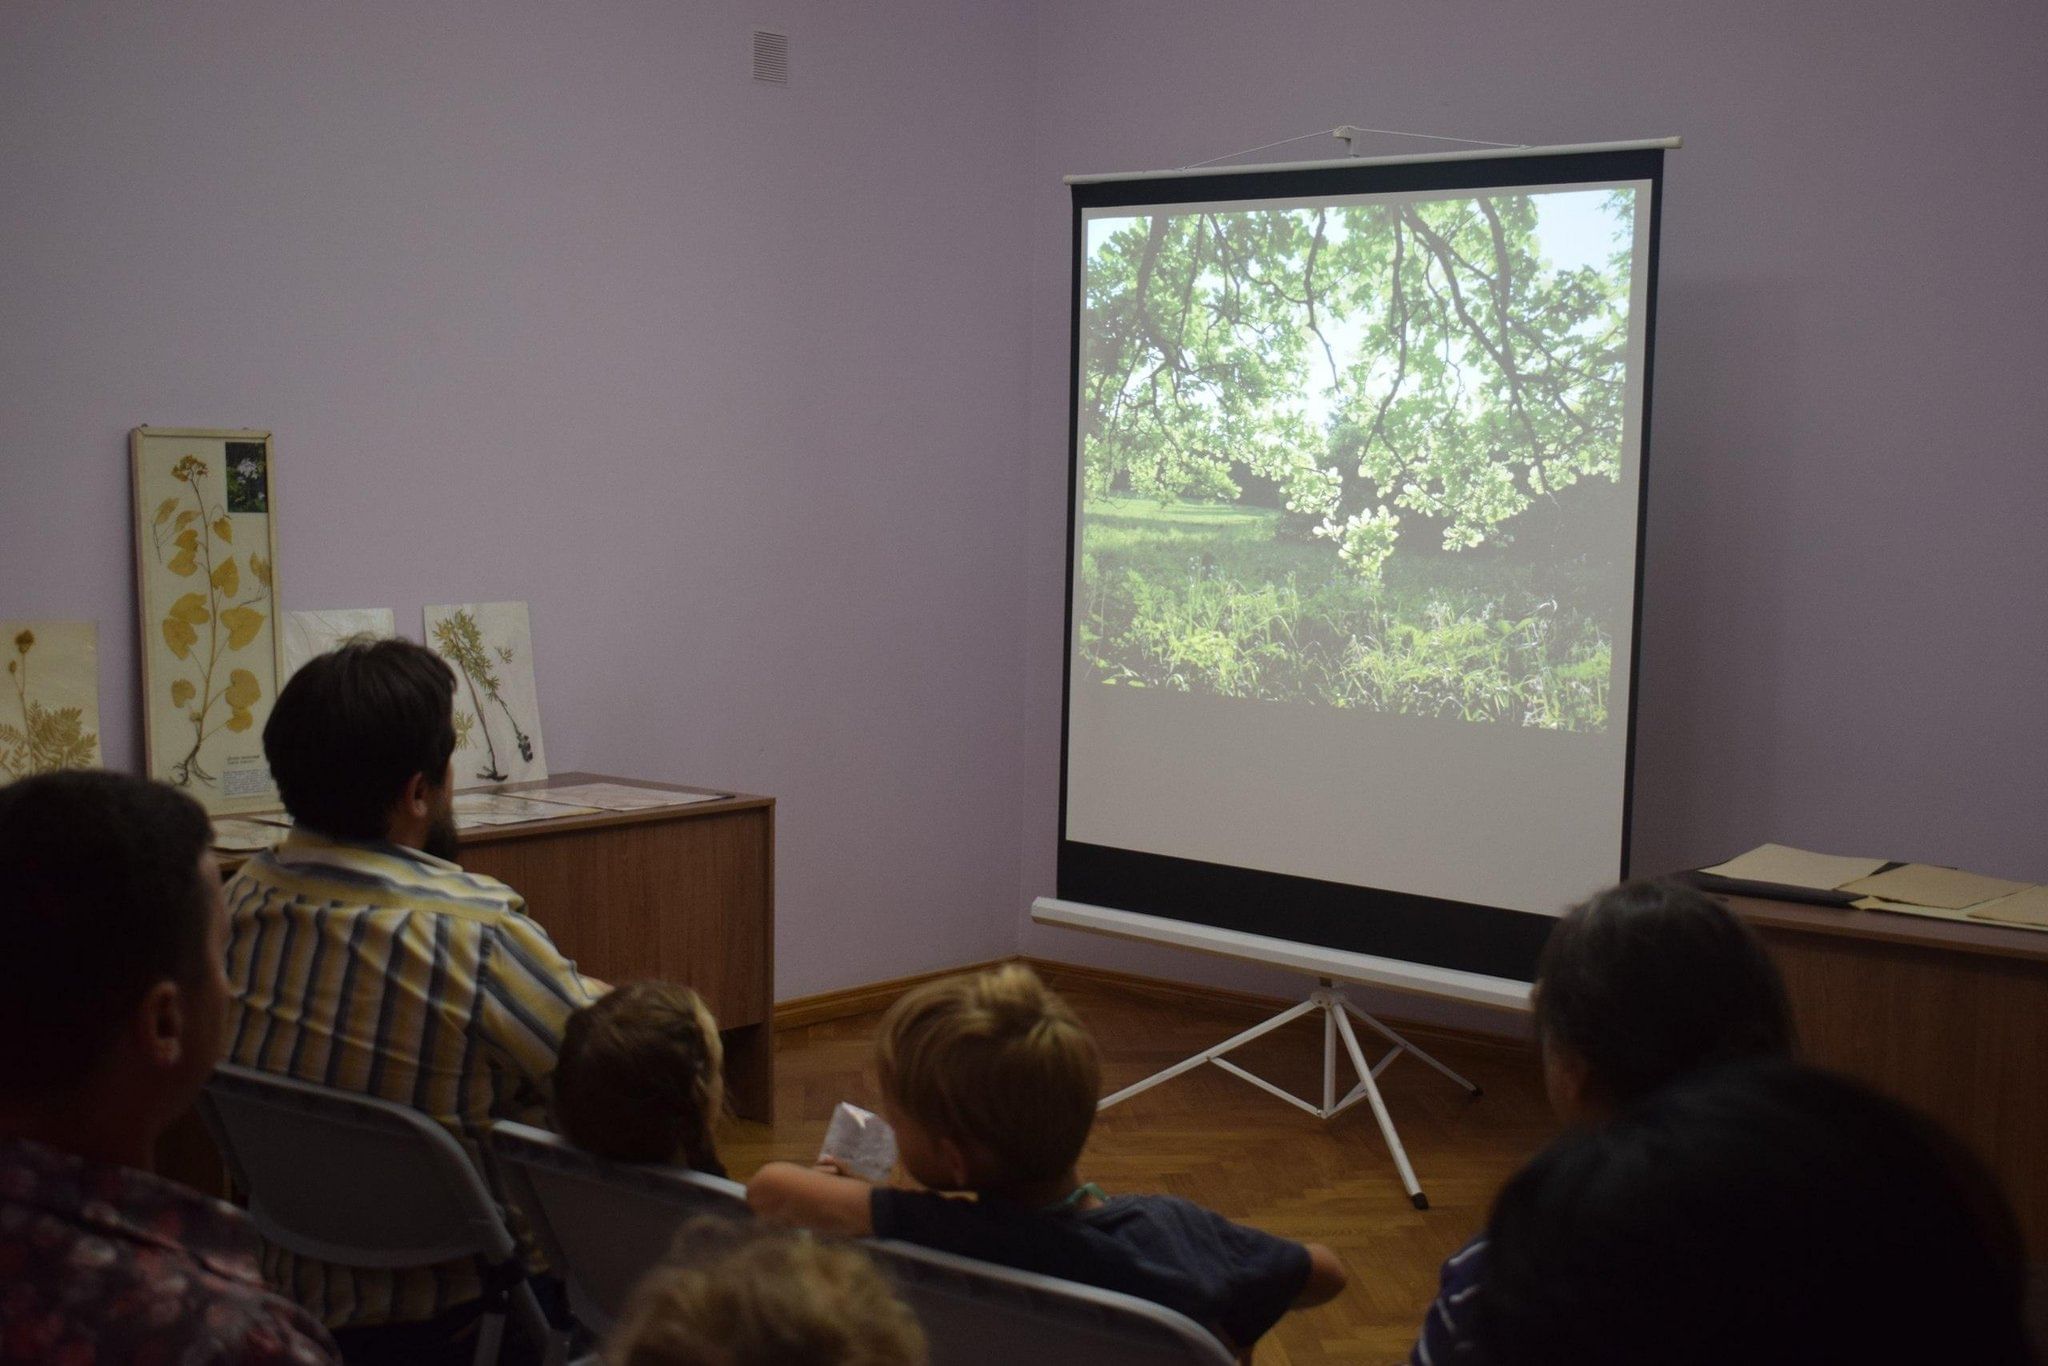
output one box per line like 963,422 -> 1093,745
0,770 -> 339,1364
223,639 -> 596,1357
1474,1060 -> 2032,1364
1409,879 -> 1795,1364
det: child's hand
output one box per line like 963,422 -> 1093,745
813,1155 -> 862,1179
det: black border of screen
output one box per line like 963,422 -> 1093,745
1057,148 -> 1664,983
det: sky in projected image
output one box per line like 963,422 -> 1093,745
1075,184 -> 1647,735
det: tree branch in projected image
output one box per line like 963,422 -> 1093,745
1078,190 -> 1637,732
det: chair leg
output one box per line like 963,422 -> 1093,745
471,1309 -> 507,1366
512,1281 -> 569,1366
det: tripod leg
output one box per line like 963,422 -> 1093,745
1333,1005 -> 1429,1209
1340,998 -> 1483,1097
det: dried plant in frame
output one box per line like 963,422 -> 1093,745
0,622 -> 102,783
424,601 -> 548,789
132,428 -> 283,813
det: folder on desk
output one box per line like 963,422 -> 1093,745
1687,843 -> 1890,907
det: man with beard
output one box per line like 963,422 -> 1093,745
224,638 -> 595,1360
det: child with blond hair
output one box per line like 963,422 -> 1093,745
555,981 -> 728,1175
607,1217 -> 926,1366
748,964 -> 1345,1356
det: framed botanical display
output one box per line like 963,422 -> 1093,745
424,600 -> 548,788
131,427 -> 282,814
0,620 -> 102,784
282,607 -> 396,681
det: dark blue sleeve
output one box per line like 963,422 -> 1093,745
871,1189 -> 1217,1331
1087,1196 -> 1311,1349
1409,1237 -> 1488,1365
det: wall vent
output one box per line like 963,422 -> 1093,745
752,30 -> 789,84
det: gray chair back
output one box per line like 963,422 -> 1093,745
200,1063 -> 556,1365
487,1120 -> 749,1335
865,1238 -> 1237,1366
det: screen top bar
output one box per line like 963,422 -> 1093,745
1065,136 -> 1681,186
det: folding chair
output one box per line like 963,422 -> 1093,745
865,1238 -> 1238,1366
486,1120 -> 750,1338
200,1063 -> 559,1366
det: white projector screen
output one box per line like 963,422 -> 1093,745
1059,147 -> 1664,981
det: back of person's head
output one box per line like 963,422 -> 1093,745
264,638 -> 456,840
0,770 -> 220,1100
1476,1060 -> 2032,1366
607,1217 -> 927,1366
1534,879 -> 1793,1112
556,981 -> 725,1168
876,963 -> 1099,1186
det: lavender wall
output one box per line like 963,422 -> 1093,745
1015,0 -> 2048,1025
0,1 -> 1034,998
5,3 -> 2044,1021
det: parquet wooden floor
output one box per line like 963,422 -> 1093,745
719,978 -> 1558,1365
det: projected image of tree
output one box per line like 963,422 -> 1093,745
1076,188 -> 1637,731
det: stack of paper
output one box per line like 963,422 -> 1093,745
453,791 -> 600,829
1700,845 -> 2047,934
527,782 -> 727,812
211,816 -> 290,852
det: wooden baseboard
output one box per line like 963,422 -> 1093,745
773,959 -> 1014,1031
775,954 -> 1532,1058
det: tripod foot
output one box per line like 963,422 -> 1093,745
1411,1192 -> 1429,1210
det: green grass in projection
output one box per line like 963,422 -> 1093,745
1076,188 -> 1636,732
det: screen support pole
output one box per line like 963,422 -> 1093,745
1097,977 -> 1479,1210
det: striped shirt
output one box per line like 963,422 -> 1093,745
223,828 -> 595,1329
1409,1236 -> 1488,1365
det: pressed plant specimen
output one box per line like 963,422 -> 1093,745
0,629 -> 100,779
430,609 -> 534,783
153,454 -> 272,789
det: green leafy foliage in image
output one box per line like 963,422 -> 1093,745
1076,190 -> 1635,731
0,631 -> 100,780
431,610 -> 534,783
1078,501 -> 1610,731
1083,192 -> 1635,579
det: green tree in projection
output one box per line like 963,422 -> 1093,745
1083,192 -> 1635,580
1076,190 -> 1635,730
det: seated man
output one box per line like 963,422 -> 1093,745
224,639 -> 596,1350
0,770 -> 338,1364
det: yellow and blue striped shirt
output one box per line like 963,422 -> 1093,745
222,828 -> 594,1329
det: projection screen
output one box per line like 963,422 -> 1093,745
1059,145 -> 1665,982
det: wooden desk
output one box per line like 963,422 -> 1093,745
457,774 -> 776,1120
1726,894 -> 2048,1255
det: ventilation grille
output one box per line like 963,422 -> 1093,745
752,30 -> 789,84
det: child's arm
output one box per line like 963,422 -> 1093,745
746,1161 -> 877,1237
1295,1241 -> 1348,1307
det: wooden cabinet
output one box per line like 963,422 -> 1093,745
459,774 -> 776,1120
1728,895 -> 2048,1256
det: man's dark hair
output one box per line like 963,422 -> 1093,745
0,770 -> 216,1097
1475,1060 -> 2031,1365
265,639 -> 457,840
1534,879 -> 1794,1106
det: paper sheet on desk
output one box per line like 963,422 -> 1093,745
453,791 -> 599,828
525,782 -> 726,812
1699,844 -> 1888,890
1851,896 -> 1981,924
1840,864 -> 2031,910
1967,885 -> 2048,931
211,816 -> 290,852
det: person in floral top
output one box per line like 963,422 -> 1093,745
0,770 -> 337,1364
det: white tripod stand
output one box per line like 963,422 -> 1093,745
1097,977 -> 1480,1209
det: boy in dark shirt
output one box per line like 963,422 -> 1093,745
748,964 -> 1345,1356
